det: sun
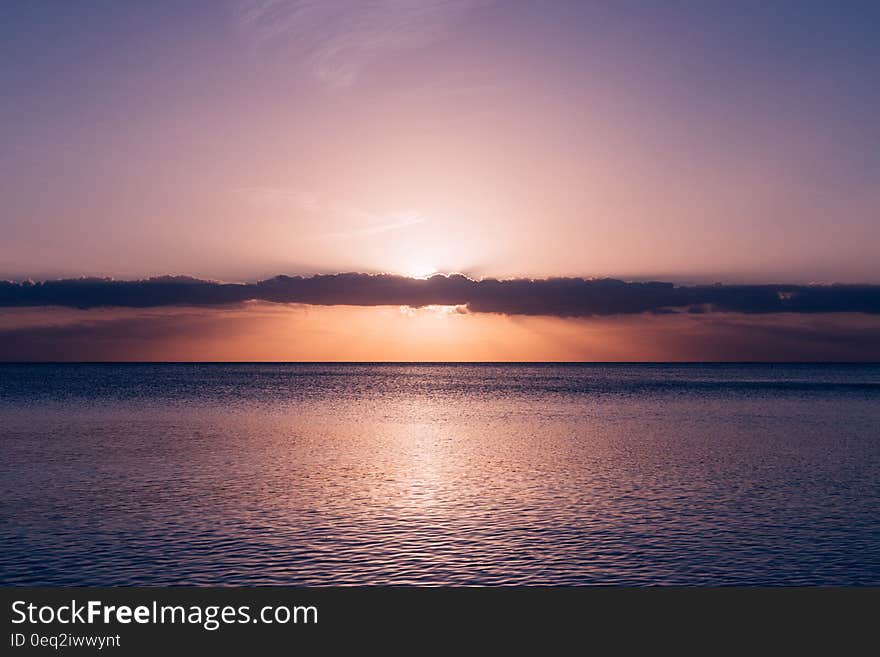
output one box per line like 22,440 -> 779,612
400,263 -> 438,279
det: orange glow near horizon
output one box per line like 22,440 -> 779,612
2,303 -> 879,362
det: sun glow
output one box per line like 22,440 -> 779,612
398,304 -> 464,318
399,263 -> 438,279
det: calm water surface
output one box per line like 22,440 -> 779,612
1,363 -> 878,585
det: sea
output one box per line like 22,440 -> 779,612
1,363 -> 878,585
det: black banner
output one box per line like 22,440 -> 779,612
2,587 -> 876,653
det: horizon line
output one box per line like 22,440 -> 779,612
2,361 -> 878,365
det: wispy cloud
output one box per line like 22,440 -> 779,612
315,212 -> 426,240
234,0 -> 491,87
236,186 -> 427,239
236,186 -> 320,213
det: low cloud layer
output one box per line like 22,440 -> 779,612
2,274 -> 880,317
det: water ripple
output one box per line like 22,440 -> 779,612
1,364 -> 878,585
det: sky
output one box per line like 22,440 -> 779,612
1,0 -> 879,360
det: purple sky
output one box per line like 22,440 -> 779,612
3,1 -> 878,282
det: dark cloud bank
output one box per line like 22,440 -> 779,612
2,274 -> 880,316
